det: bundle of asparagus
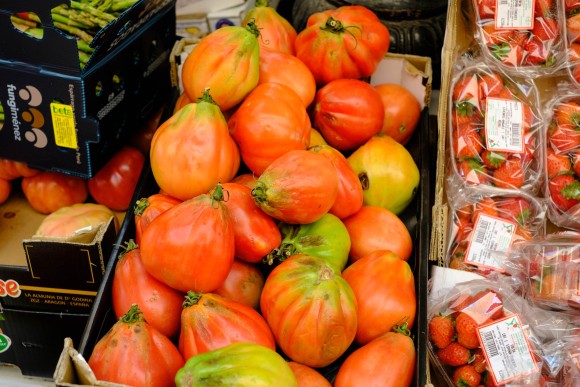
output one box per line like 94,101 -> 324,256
9,0 -> 141,68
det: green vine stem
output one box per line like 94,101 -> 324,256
183,291 -> 203,308
120,304 -> 145,324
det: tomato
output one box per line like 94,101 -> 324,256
251,150 -> 338,224
175,342 -> 298,387
313,79 -> 385,152
181,24 -> 260,111
129,105 -> 164,154
0,178 -> 11,205
260,254 -> 357,368
374,83 -> 422,145
178,291 -> 275,360
0,158 -> 40,180
334,324 -> 416,387
231,173 -> 258,189
140,183 -> 235,293
295,5 -> 390,85
88,146 -> 145,212
22,171 -> 88,214
150,90 -> 240,201
228,82 -> 311,175
134,193 -> 181,245
348,135 -> 420,215
343,205 -> 413,262
35,203 -> 118,238
287,362 -> 332,387
342,250 -> 416,345
268,213 -> 351,272
173,92 -> 192,114
310,128 -> 328,146
242,0 -> 297,55
214,259 -> 265,310
88,304 -> 184,387
258,48 -> 316,107
309,145 -> 363,219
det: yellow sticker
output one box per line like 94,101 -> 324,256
50,102 -> 77,149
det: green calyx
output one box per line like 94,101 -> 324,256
244,18 -> 261,38
455,99 -> 475,117
133,197 -> 150,216
490,42 -> 511,60
562,181 -> 580,199
120,304 -> 145,324
118,239 -> 138,260
517,208 -> 531,226
183,291 -> 203,308
209,183 -> 227,208
485,151 -> 506,168
255,0 -> 269,7
196,87 -> 219,106
251,181 -> 268,205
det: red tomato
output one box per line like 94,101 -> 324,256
228,82 -> 311,176
334,324 -> 416,387
313,79 -> 385,152
242,2 -> 297,55
0,158 -> 40,180
178,291 -> 275,360
214,259 -> 265,310
0,178 -> 11,205
309,145 -> 363,219
231,173 -> 258,189
134,193 -> 182,245
129,106 -> 164,154
88,304 -> 184,387
287,361 -> 332,387
112,240 -> 184,338
140,183 -> 235,293
295,5 -> 390,85
22,171 -> 88,214
342,250 -> 416,345
374,83 -> 422,145
260,254 -> 358,368
88,146 -> 144,212
221,182 -> 281,263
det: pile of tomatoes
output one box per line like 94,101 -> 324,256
80,2 -> 428,387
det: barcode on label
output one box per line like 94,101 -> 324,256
475,219 -> 490,244
482,331 -> 499,357
510,123 -> 521,147
499,0 -> 508,5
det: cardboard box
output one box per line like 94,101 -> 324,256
0,1 -> 176,178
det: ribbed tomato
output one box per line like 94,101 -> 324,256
309,145 -> 363,219
214,259 -> 265,310
150,90 -> 240,201
112,240 -> 184,339
221,182 -> 281,263
294,5 -> 390,85
242,0 -> 297,55
228,83 -> 311,176
287,361 -> 332,387
231,173 -> 258,189
375,83 -> 422,145
134,193 -> 182,245
0,158 -> 39,180
140,183 -> 235,293
88,304 -> 184,387
35,203 -> 118,238
342,250 -> 416,345
251,150 -> 339,224
0,178 -> 11,205
178,291 -> 275,360
260,254 -> 357,368
21,171 -> 88,214
173,92 -> 192,114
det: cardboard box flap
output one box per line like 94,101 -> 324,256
29,216 -> 116,245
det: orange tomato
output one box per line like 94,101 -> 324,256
374,83 -> 421,145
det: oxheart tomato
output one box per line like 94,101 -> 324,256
140,184 -> 235,293
294,5 -> 390,85
178,291 -> 275,360
88,304 -> 184,387
0,178 -> 11,205
175,342 -> 298,387
313,79 -> 385,152
242,0 -> 297,55
112,240 -> 184,339
287,362 -> 332,387
221,182 -> 281,263
342,250 -> 416,345
251,150 -> 338,224
35,203 -> 118,238
334,324 -> 415,387
260,254 -> 357,368
88,146 -> 145,212
134,193 -> 182,245
0,158 -> 40,180
374,83 -> 422,145
231,173 -> 258,189
214,259 -> 265,310
22,171 -> 88,214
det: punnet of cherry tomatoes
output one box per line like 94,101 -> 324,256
49,2 -> 437,387
430,0 -> 580,386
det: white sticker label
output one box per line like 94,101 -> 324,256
485,98 -> 524,153
478,314 -> 538,385
495,0 -> 534,29
465,214 -> 515,271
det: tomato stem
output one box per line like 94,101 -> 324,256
209,183 -> 226,208
120,304 -> 145,324
196,87 -> 219,106
183,291 -> 203,308
320,17 -> 361,49
133,197 -> 150,216
391,321 -> 412,337
264,242 -> 296,265
255,0 -> 269,7
251,181 -> 267,205
118,239 -> 138,259
244,18 -> 261,38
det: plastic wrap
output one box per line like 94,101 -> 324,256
564,1 -> 580,86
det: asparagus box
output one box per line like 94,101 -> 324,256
0,1 -> 176,178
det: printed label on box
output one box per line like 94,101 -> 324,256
477,314 -> 538,385
0,333 -> 11,353
465,214 -> 515,271
50,102 -> 78,149
495,0 -> 534,29
485,98 -> 524,153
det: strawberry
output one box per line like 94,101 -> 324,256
489,42 -> 523,67
481,22 -> 511,45
453,365 -> 482,387
437,342 -> 471,367
546,147 -> 572,178
478,73 -> 503,98
567,13 -> 580,44
456,204 -> 473,220
497,196 -> 532,226
477,0 -> 496,19
453,74 -> 480,104
470,348 -> 488,373
493,158 -> 524,189
449,247 -> 473,272
455,312 -> 481,349
480,150 -> 506,169
548,174 -> 580,210
454,125 -> 484,160
524,37 -> 553,66
573,149 -> 580,176
555,101 -> 580,128
471,197 -> 498,223
483,371 -> 498,386
450,290 -> 504,324
455,217 -> 474,243
548,123 -> 580,153
536,0 -> 555,18
429,315 -> 456,349
457,159 -> 490,185
531,17 -> 559,41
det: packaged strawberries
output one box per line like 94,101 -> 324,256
472,0 -> 566,74
445,187 -> 546,276
564,1 -> 580,86
447,63 -> 543,194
